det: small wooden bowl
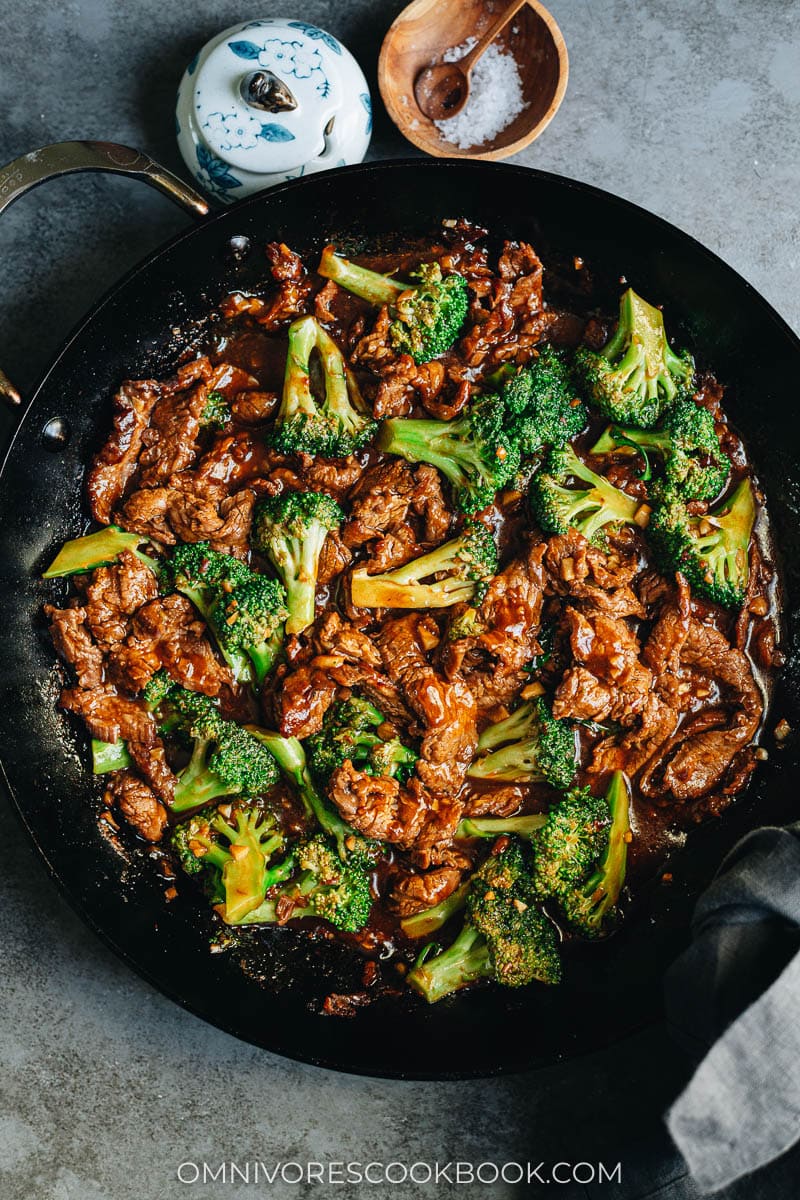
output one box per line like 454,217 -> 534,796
378,0 -> 568,160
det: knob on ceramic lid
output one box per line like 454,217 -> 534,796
192,21 -> 344,174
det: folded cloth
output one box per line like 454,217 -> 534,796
664,821 -> 800,1194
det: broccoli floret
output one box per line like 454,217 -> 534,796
165,541 -> 251,608
164,544 -> 287,685
318,246 -> 468,364
377,393 -> 520,514
306,697 -> 417,784
250,490 -> 344,635
574,288 -> 694,428
201,390 -> 232,429
271,315 -> 377,456
350,522 -> 497,610
407,841 -> 561,1003
530,787 -> 613,900
164,689 -> 280,812
171,801 -> 285,923
530,443 -> 644,543
162,542 -> 253,679
456,814 -> 548,840
142,668 -> 174,710
43,525 -> 158,578
210,575 -> 288,685
648,476 -> 756,608
590,398 -> 729,501
502,346 -> 587,456
556,771 -> 631,938
468,698 -> 577,791
248,727 -> 379,863
234,834 -> 374,933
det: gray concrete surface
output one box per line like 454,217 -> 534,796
1,2 -> 799,1198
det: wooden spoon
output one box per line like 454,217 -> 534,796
413,0 -> 530,121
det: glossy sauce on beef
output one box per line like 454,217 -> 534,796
46,226 -> 783,997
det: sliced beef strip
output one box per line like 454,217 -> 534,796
220,280 -> 312,331
275,663 -> 338,739
87,379 -> 161,523
639,620 -> 763,804
389,865 -> 464,917
80,551 -> 159,652
124,593 -> 234,697
230,390 -> 279,424
552,607 -> 652,727
106,640 -> 162,694
372,358 -> 448,421
104,769 -> 168,842
312,611 -> 383,667
464,668 -> 529,722
543,529 -> 646,619
376,613 -> 477,794
588,691 -> 679,779
588,576 -> 691,779
119,486 -> 173,543
328,765 -> 460,862
444,539 -> 546,679
317,532 -> 353,586
126,738 -> 176,806
351,305 -> 395,371
136,376 -> 211,488
121,474 -> 255,555
274,614 -> 413,738
60,685 -> 157,746
329,761 -> 427,848
461,784 -> 527,818
361,525 -> 420,573
247,450 -> 364,503
343,461 -> 451,551
409,789 -> 468,869
45,604 -> 104,689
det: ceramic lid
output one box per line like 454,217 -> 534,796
191,19 -> 346,174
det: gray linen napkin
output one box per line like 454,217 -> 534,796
664,821 -> 800,1193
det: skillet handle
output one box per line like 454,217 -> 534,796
0,140 -> 210,407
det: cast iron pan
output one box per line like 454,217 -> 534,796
1,155 -> 799,1079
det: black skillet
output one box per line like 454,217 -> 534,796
1,148 -> 799,1079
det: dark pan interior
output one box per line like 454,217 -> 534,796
1,160 -> 799,1079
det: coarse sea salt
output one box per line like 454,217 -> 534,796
433,37 -> 528,150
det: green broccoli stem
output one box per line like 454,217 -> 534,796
456,814 -> 548,840
171,738 -> 233,813
280,316 -> 319,424
582,770 -> 630,924
314,321 -> 370,423
467,741 -> 550,783
318,245 -> 407,308
400,881 -> 470,940
43,525 -> 157,578
247,629 -> 284,686
91,738 -> 133,774
603,289 -> 662,365
268,525 -> 329,636
590,425 -> 669,472
247,728 -> 356,857
407,924 -> 490,1004
377,418 -> 473,491
476,703 -> 539,753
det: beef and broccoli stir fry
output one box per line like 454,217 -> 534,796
43,221 -> 781,1007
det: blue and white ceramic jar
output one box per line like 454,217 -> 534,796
176,19 -> 372,203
